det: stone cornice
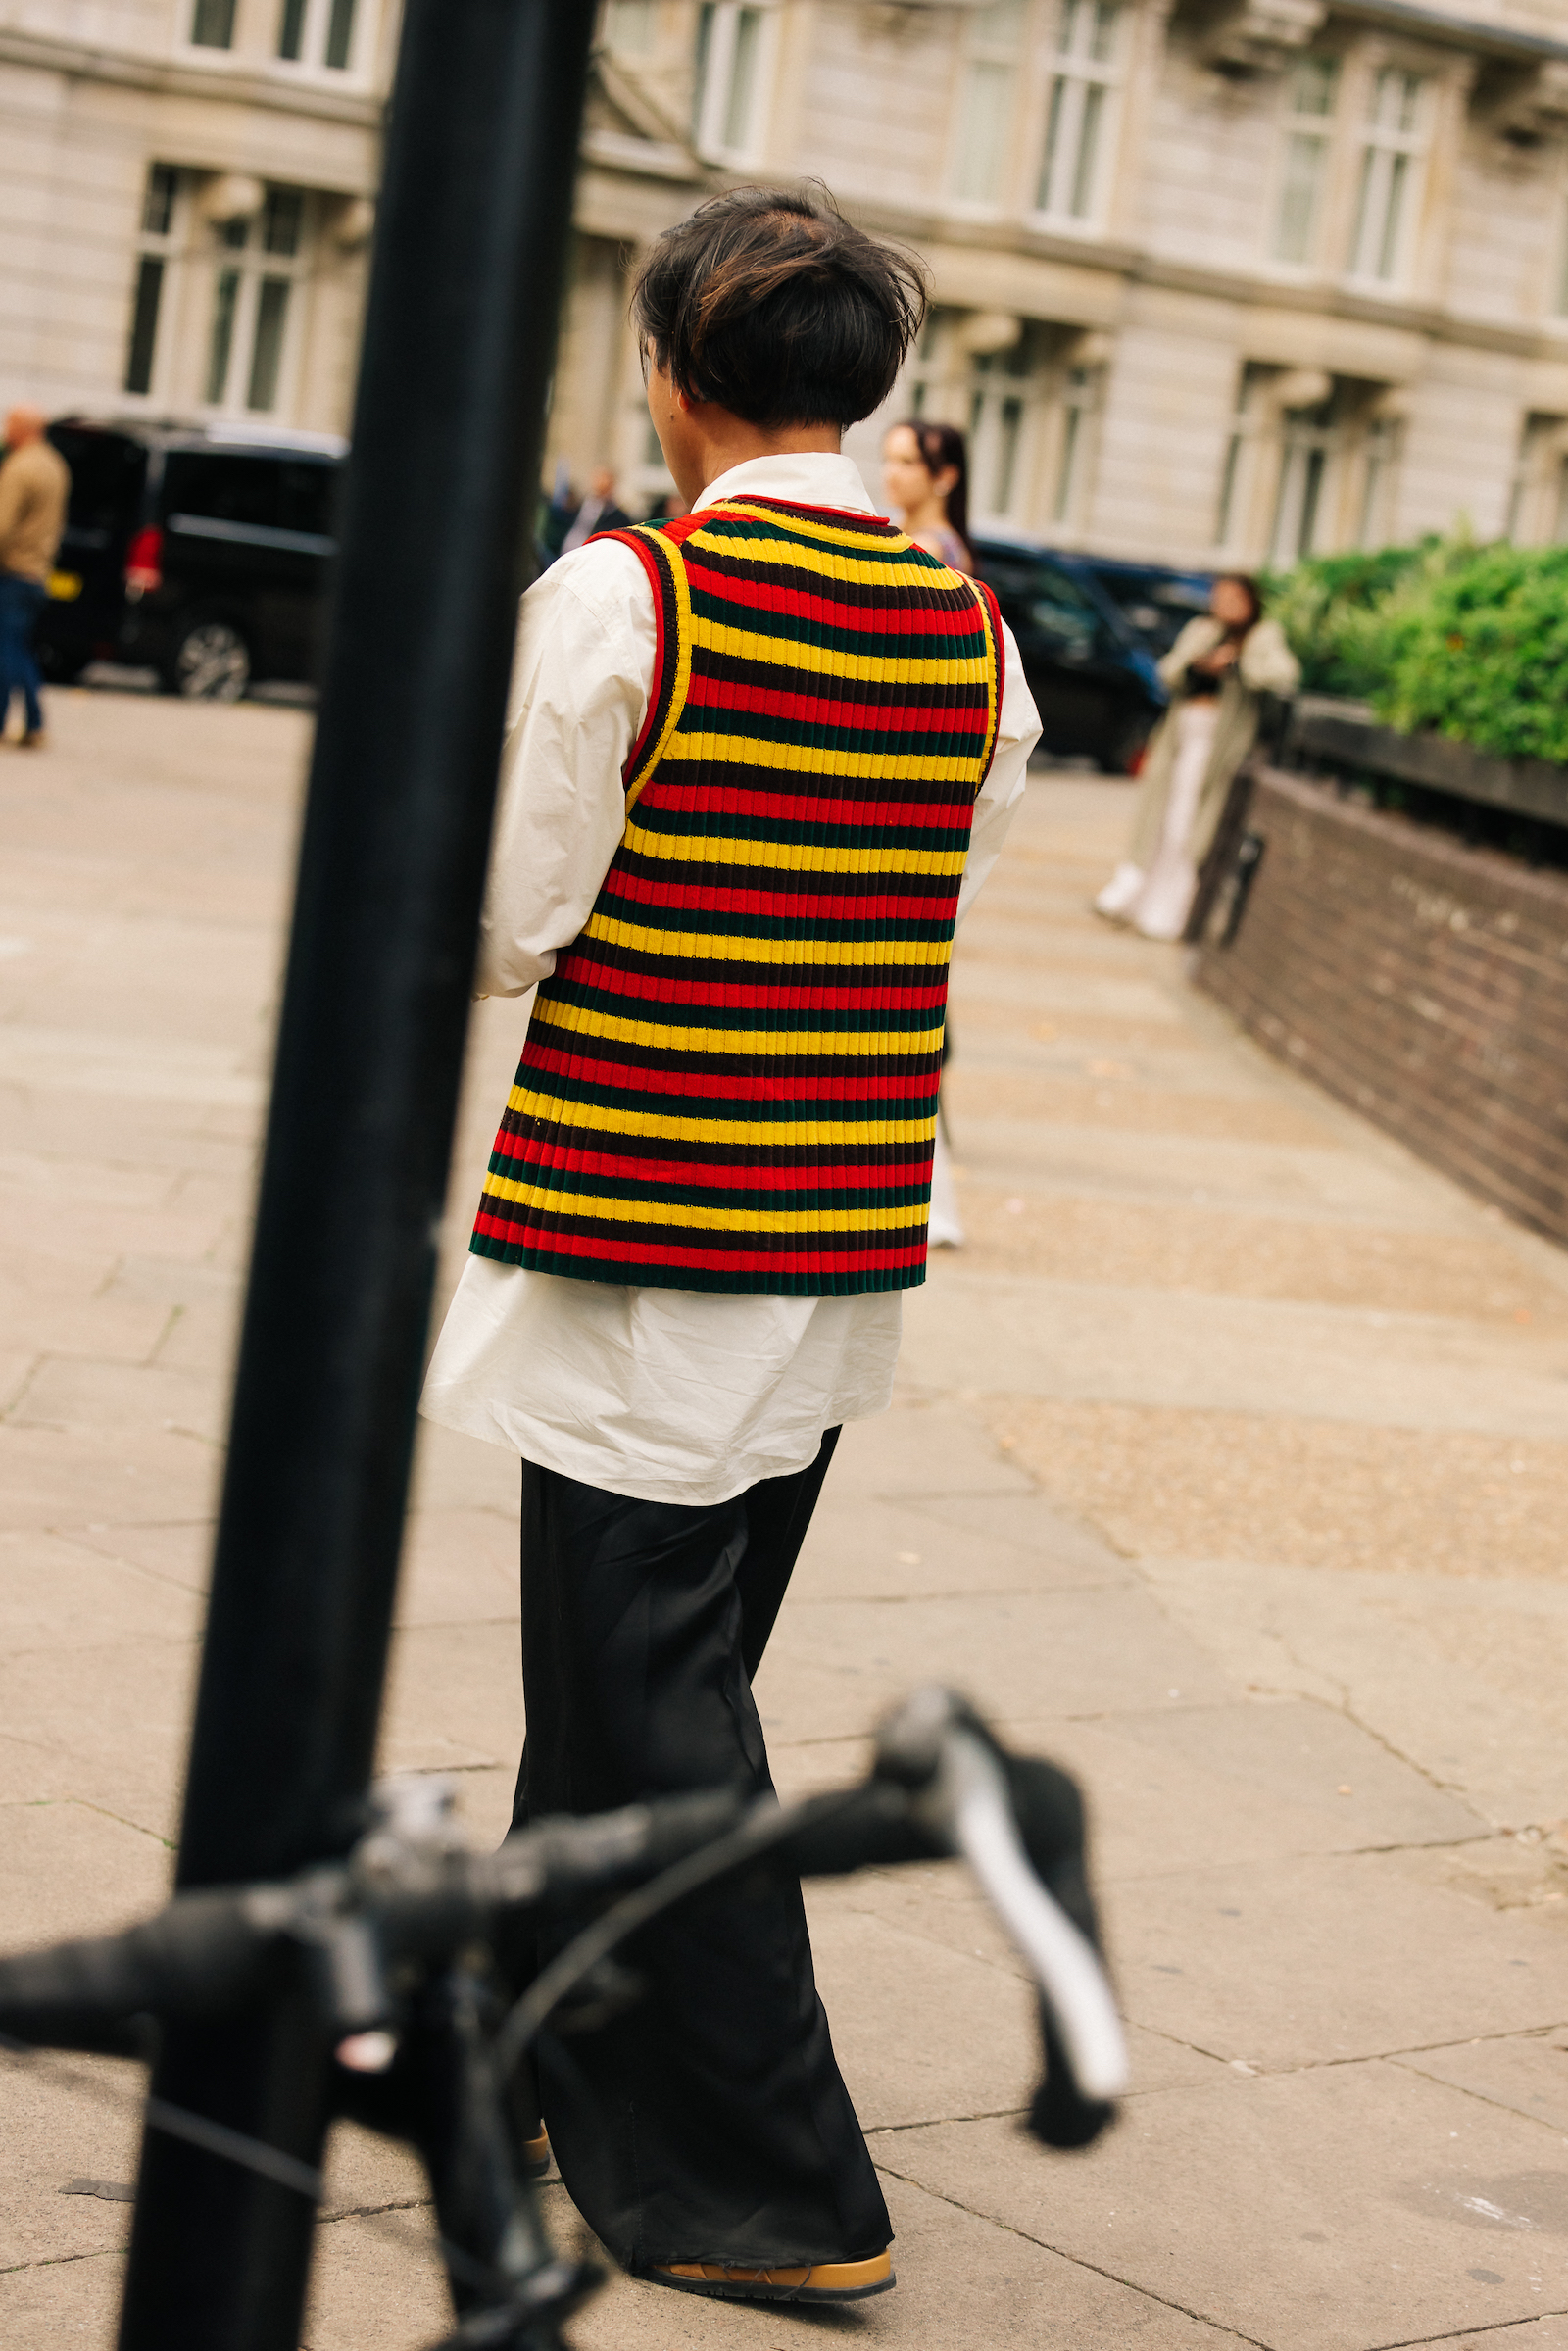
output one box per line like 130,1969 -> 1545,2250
0,24 -> 385,129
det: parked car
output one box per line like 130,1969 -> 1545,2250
37,416 -> 345,700
971,533 -> 1166,773
1059,555 -> 1215,659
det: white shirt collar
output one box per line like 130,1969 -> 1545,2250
695,451 -> 878,515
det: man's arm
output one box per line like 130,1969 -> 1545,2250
956,619 -> 1041,926
0,457 -> 26,570
475,542 -> 656,998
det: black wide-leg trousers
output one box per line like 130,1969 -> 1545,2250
509,1430 -> 891,2274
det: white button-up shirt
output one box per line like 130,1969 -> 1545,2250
419,452 -> 1040,1505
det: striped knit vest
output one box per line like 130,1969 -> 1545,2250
469,497 -> 1003,1296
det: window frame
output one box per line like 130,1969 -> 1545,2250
692,2 -> 778,168
272,0 -> 371,80
1267,53 -> 1342,271
1028,0 -> 1127,233
1344,62 -> 1431,290
199,186 -> 315,422
123,165 -> 187,403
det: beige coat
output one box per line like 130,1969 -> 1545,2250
0,437 -> 70,583
1127,614 -> 1300,871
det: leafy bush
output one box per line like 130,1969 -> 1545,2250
1271,536 -> 1568,766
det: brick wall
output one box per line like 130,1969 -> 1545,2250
1196,768 -> 1568,1247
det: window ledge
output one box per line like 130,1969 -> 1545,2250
0,23 -> 384,131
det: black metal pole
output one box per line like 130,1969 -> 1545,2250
117,7 -> 595,2344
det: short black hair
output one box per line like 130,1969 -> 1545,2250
630,183 -> 927,430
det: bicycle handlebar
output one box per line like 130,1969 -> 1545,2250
0,1689 -> 1124,2140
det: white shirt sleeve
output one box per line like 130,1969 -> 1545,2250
956,618 -> 1040,926
474,539 -> 657,999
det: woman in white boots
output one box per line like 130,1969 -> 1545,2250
1096,575 -> 1298,941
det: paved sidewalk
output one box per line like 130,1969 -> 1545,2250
3,694 -> 1567,2349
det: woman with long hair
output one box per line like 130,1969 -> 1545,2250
1095,572 -> 1298,941
882,416 -> 973,574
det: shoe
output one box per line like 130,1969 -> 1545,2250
521,2126 -> 550,2179
19,730 -> 45,749
645,2251 -> 894,2303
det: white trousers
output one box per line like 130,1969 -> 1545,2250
1096,699 -> 1219,940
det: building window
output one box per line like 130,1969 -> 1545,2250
277,0 -> 362,70
203,186 -> 310,415
1270,393 -> 1337,564
190,0 -> 237,46
1272,55 -> 1339,265
1034,0 -> 1122,225
1357,413 -> 1400,548
124,166 -> 183,398
906,310 -> 1098,532
603,0 -> 655,51
950,1 -> 1028,207
693,4 -> 772,164
1348,67 -> 1427,284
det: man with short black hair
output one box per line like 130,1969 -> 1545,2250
422,185 -> 1040,2304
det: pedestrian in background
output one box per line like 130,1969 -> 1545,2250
1095,574 -> 1298,941
882,416 -> 973,573
883,416 -> 976,1243
559,463 -> 631,555
0,407 -> 70,750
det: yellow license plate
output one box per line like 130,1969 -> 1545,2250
46,570 -> 82,601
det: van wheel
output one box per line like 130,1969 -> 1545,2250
168,617 -> 251,702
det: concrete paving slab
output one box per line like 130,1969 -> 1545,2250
66,1519 -> 213,1594
790,1493 -> 1128,1602
377,1621 -> 522,1777
394,1506 -> 519,1628
0,1532 -> 203,1649
902,1274 -> 1568,1440
406,1419 -> 526,1515
902,1488 -> 1133,1574
0,2051 -> 141,2275
1095,1697 -> 1484,1852
819,1398 -> 1035,1502
1110,1848 -> 1568,2068
759,1586 -> 1232,1743
1142,1560 -> 1568,1829
1396,2033 -> 1568,2139
0,1798 -> 171,1944
0,1639 -> 198,1839
881,2059 -> 1568,2351
0,2251 -> 125,2345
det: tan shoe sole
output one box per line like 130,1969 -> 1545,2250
521,2127 -> 551,2179
647,2251 -> 894,2303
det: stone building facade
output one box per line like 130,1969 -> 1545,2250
8,0 -> 1568,566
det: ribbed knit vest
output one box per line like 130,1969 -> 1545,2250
469,497 -> 1004,1295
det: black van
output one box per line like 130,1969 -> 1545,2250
970,533 -> 1167,774
38,418 -> 345,700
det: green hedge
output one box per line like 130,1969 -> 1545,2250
1268,537 -> 1568,768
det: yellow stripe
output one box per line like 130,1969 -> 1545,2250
479,1172 -> 927,1235
582,912 -> 955,966
970,578 -> 1000,781
684,530 -> 966,592
651,741 -> 984,790
689,613 -> 993,687
620,816 -> 966,874
624,533 -> 693,812
503,1086 -> 937,1148
705,501 -> 934,562
531,997 -> 946,1056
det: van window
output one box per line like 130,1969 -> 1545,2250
277,460 -> 340,540
162,453 -> 286,530
48,429 -> 148,545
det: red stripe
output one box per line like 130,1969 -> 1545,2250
555,955 -> 949,1014
472,1211 -> 926,1277
599,528 -> 668,785
491,1137 -> 931,1188
680,557 -> 987,639
518,1040 -> 940,1103
680,668 -> 988,736
599,867 -> 961,924
640,778 -> 973,828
